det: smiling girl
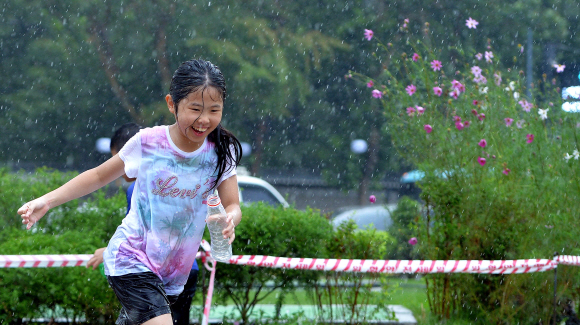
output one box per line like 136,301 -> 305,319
18,59 -> 242,325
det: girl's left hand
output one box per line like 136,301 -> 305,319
223,213 -> 236,244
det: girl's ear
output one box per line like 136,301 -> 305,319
166,94 -> 176,114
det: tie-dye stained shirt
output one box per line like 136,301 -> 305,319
103,125 -> 235,295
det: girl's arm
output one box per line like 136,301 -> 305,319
217,175 -> 241,244
18,155 -> 126,229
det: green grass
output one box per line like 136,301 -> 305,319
193,276 -> 432,322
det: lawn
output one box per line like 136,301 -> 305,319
192,275 -> 431,323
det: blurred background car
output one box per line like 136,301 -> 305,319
330,204 -> 396,231
238,175 -> 289,208
237,167 -> 289,208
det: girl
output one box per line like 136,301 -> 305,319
18,59 -> 242,325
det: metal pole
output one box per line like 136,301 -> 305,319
526,28 -> 533,100
552,252 -> 559,325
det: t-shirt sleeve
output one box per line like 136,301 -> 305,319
216,145 -> 238,188
118,133 -> 142,179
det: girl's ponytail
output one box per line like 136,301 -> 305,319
208,124 -> 242,190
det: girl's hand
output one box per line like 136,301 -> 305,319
17,197 -> 50,230
223,213 -> 236,245
87,247 -> 106,270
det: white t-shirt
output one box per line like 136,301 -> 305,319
103,125 -> 236,295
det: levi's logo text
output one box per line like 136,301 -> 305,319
152,175 -> 210,199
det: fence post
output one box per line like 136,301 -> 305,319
552,252 -> 559,325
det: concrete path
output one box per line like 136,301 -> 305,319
204,304 -> 417,324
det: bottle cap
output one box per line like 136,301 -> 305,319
207,194 -> 221,207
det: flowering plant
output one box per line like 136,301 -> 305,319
350,19 -> 579,323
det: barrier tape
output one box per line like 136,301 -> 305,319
1,249 -> 577,325
227,255 -> 558,274
3,253 -> 578,274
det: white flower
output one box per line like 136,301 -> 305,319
574,149 -> 580,160
513,92 -> 520,99
565,153 -> 572,161
509,81 -> 516,90
538,108 -> 549,120
479,87 -> 488,94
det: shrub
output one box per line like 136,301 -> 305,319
210,202 -> 333,324
352,18 -> 578,323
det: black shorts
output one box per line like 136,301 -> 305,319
107,272 -> 178,325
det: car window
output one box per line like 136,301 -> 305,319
239,184 -> 282,206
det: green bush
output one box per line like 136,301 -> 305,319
210,202 -> 333,324
308,220 -> 395,324
0,168 -> 125,324
353,19 -> 580,323
388,197 -> 421,260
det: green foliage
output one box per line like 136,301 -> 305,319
0,169 -> 125,323
307,221 -> 395,324
388,197 -> 421,260
211,202 -> 332,324
353,19 -> 580,323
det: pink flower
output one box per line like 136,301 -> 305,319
466,17 -> 479,29
406,107 -> 416,116
502,168 -> 511,175
424,124 -> 433,133
473,75 -> 487,84
369,195 -> 376,203
516,119 -> 525,128
367,80 -> 374,88
453,115 -> 462,122
412,53 -> 420,62
526,134 -> 534,143
403,18 -> 409,28
478,113 -> 486,121
493,72 -> 502,86
416,106 -> 425,115
449,89 -> 460,99
518,100 -> 533,112
408,237 -> 418,245
431,60 -> 443,71
477,156 -> 486,166
372,89 -> 382,98
451,80 -> 465,93
463,120 -> 471,128
471,66 -> 482,77
433,86 -> 442,96
364,29 -> 374,41
406,84 -> 417,96
504,118 -> 514,127
471,109 -> 478,116
484,51 -> 494,63
475,53 -> 483,60
478,139 -> 487,148
554,64 -> 565,73
473,100 -> 479,106
455,121 -> 464,130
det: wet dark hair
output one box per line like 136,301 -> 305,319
170,59 -> 242,190
111,122 -> 142,152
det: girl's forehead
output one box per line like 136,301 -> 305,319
184,87 -> 223,103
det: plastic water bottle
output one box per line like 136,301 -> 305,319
206,194 -> 232,262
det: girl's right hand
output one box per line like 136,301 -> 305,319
17,197 -> 50,230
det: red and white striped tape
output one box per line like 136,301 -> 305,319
556,255 -> 580,266
0,253 -> 563,274
0,254 -> 92,268
227,255 -> 557,274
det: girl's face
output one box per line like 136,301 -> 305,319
166,86 -> 223,152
